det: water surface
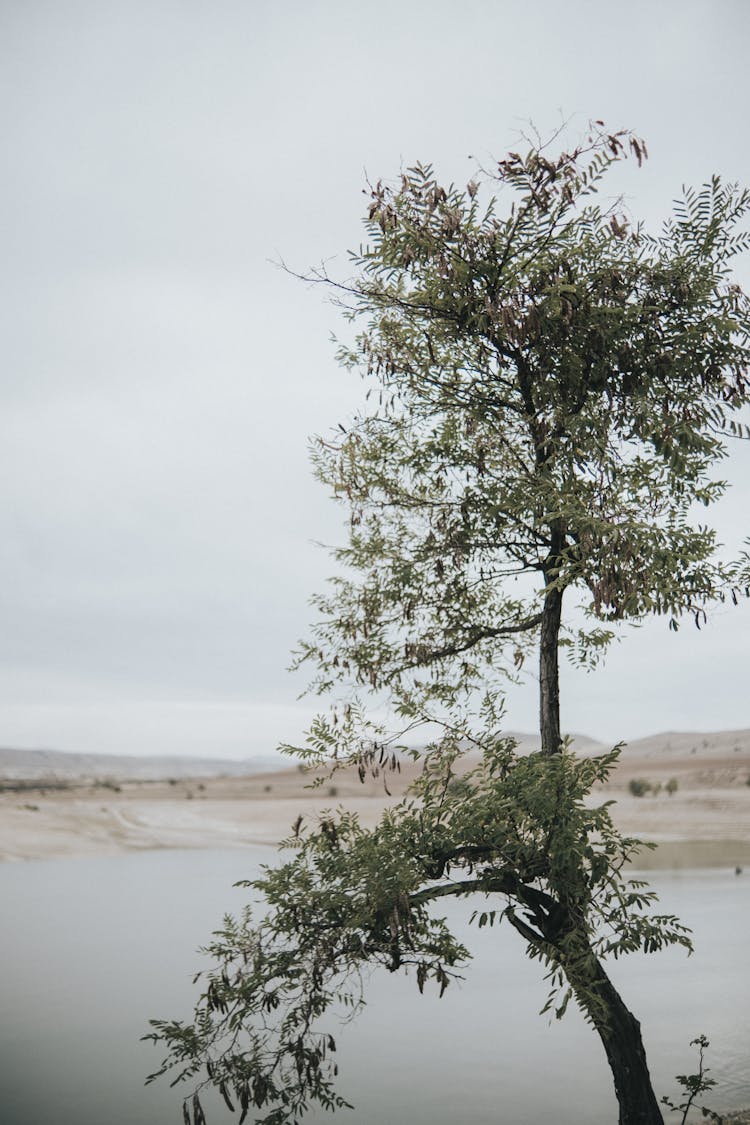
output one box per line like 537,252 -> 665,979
0,848 -> 747,1124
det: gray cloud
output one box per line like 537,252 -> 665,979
1,0 -> 749,756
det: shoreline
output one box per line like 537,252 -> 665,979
2,751 -> 750,866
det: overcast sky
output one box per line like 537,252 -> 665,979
1,0 -> 749,758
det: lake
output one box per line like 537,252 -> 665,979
0,847 -> 747,1124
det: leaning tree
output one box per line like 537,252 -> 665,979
148,125 -> 750,1125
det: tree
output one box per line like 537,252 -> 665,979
147,124 -> 750,1125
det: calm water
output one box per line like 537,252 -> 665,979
0,848 -> 747,1125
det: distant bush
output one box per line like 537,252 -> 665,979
0,779 -> 69,793
665,778 -> 679,796
628,778 -> 651,798
327,786 -> 339,798
263,784 -> 272,793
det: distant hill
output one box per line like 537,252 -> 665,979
1,729 -> 747,782
450,729 -> 750,763
0,746 -> 283,781
619,729 -> 750,758
503,729 -> 750,757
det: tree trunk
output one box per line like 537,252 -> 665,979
536,561 -> 663,1122
539,581 -> 562,754
566,939 -> 665,1125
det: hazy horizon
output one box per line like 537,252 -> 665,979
2,719 -> 749,763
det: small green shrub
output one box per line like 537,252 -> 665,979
661,1035 -> 720,1124
628,778 -> 651,798
665,778 -> 679,796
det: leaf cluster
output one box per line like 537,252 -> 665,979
148,125 -> 749,1122
661,1036 -> 722,1124
147,738 -> 691,1123
295,124 -> 750,701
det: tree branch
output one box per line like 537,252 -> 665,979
403,614 -> 543,668
410,872 -> 518,906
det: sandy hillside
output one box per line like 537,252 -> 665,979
1,731 -> 749,865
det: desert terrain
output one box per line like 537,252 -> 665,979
1,730 -> 749,868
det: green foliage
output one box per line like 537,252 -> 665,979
661,1036 -> 721,1124
147,742 -> 690,1123
590,773 -> 674,800
289,126 -> 750,712
445,774 -> 474,799
148,123 -> 750,1123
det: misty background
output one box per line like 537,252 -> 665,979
1,0 -> 749,759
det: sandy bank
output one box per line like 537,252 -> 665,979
2,743 -> 749,866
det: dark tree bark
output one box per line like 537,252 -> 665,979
535,569 -> 665,1124
566,937 -> 665,1125
539,581 -> 563,755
